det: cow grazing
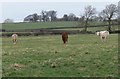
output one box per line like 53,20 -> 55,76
62,32 -> 68,45
12,33 -> 18,44
96,30 -> 109,42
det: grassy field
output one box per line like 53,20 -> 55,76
2,34 -> 118,77
2,21 -> 114,30
2,21 -> 79,30
54,25 -> 118,32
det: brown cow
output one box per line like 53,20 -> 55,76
62,32 -> 68,44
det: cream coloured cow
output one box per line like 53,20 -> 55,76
12,33 -> 18,44
96,30 -> 109,42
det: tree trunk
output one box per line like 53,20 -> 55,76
108,19 -> 111,32
84,20 -> 88,31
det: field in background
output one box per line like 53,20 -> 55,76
2,21 -> 119,32
2,34 -> 118,77
2,21 -> 79,30
54,25 -> 118,32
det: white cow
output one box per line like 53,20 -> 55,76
12,33 -> 18,44
96,30 -> 109,42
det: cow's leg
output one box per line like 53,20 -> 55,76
104,37 -> 106,42
15,39 -> 17,42
100,36 -> 103,42
12,39 -> 15,43
101,36 -> 106,42
13,39 -> 16,44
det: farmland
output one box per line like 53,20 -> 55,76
1,21 -> 119,77
2,21 -> 118,33
2,21 -> 79,30
1,1 -> 119,78
2,34 -> 118,77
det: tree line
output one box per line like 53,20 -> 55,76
23,10 -> 79,22
23,4 -> 119,32
4,3 -> 119,32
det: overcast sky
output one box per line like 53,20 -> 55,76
0,0 -> 119,23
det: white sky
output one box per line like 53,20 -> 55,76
0,0 -> 119,23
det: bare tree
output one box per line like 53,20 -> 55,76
98,12 -> 106,21
83,5 -> 96,31
118,1 -> 120,24
100,4 -> 118,32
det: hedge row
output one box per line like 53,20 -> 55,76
1,30 -> 95,37
1,30 -> 119,37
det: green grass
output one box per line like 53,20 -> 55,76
88,25 -> 119,32
2,21 -> 79,30
2,21 -> 119,33
54,25 -> 119,32
2,34 -> 118,77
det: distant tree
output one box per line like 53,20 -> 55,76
38,15 -> 42,22
24,14 -> 38,22
33,13 -> 39,22
68,13 -> 76,21
74,17 -> 79,21
4,18 -> 14,23
79,16 -> 85,26
47,10 -> 57,21
63,14 -> 68,21
118,1 -> 120,24
41,10 -> 45,22
41,10 -> 49,22
82,5 -> 96,31
100,4 -> 118,32
79,16 -> 85,22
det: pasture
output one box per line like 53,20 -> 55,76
2,21 -> 115,30
2,34 -> 118,77
2,21 -> 79,30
